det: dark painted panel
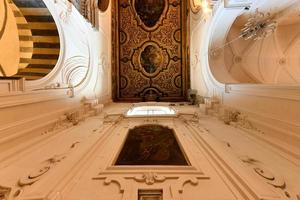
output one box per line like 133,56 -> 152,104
115,125 -> 189,166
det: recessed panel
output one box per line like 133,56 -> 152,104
115,125 -> 189,165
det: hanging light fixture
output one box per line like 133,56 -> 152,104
209,9 -> 277,55
240,9 -> 277,41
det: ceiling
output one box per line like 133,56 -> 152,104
224,0 -> 300,84
0,0 -> 60,80
112,0 -> 189,102
234,0 -> 300,26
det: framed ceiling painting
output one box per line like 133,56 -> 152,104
115,125 -> 190,166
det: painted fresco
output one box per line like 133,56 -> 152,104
134,0 -> 166,27
140,45 -> 162,74
115,125 -> 189,165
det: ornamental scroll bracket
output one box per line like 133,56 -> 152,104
11,142 -> 81,199
92,176 -> 125,194
93,172 -> 210,200
92,171 -> 210,200
169,176 -> 210,200
18,154 -> 67,187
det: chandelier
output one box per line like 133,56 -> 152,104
208,9 -> 277,55
240,9 -> 277,41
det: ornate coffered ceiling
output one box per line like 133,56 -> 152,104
112,0 -> 189,102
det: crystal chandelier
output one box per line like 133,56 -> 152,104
209,9 -> 277,55
240,9 -> 277,41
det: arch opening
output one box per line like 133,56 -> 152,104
126,105 -> 176,116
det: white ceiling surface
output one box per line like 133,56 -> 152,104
235,0 -> 300,26
224,0 -> 300,84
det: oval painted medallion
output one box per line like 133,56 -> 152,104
134,0 -> 166,28
140,45 -> 162,74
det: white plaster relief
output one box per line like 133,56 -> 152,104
192,0 -> 300,168
182,116 -> 284,199
240,156 -> 297,199
99,176 -> 125,193
57,0 -> 73,23
62,56 -> 89,88
18,154 -> 67,187
94,173 -> 210,200
133,172 -> 166,185
1,104 -> 299,199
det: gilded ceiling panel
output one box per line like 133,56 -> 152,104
112,0 -> 189,102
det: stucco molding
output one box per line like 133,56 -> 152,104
240,156 -> 297,199
225,84 -> 300,101
184,118 -> 284,200
217,106 -> 300,166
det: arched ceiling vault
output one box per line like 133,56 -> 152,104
209,0 -> 300,84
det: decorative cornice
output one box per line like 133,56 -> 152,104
0,90 -> 67,109
225,84 -> 300,101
